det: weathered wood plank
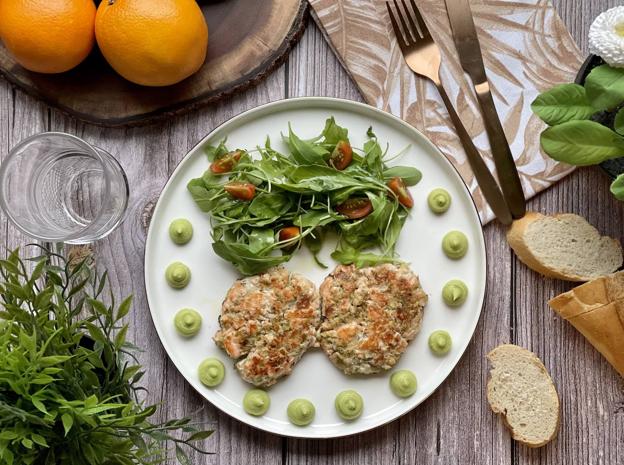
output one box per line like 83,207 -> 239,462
512,1 -> 624,464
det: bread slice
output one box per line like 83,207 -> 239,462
507,212 -> 622,282
548,272 -> 624,377
486,344 -> 560,448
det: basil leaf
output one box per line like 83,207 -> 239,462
382,166 -> 422,185
610,173 -> 624,200
615,108 -> 624,135
287,124 -> 328,165
540,120 -> 624,166
585,65 -> 624,111
321,117 -> 349,145
531,84 -> 596,125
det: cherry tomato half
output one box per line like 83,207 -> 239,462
387,177 -> 414,208
224,182 -> 256,201
335,198 -> 373,219
210,150 -> 242,174
329,140 -> 353,170
278,226 -> 301,243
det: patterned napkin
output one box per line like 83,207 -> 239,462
309,0 -> 583,223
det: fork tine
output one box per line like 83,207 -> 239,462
392,0 -> 414,44
385,2 -> 408,50
409,0 -> 431,38
400,0 -> 421,39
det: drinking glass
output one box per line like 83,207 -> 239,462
0,132 -> 129,244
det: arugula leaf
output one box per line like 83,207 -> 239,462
363,139 -> 383,175
203,140 -> 229,161
321,117 -> 349,145
286,124 -> 328,165
382,166 -> 422,186
540,120 -> 624,166
531,83 -> 596,125
585,65 -> 624,111
610,173 -> 624,200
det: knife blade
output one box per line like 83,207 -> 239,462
444,0 -> 526,219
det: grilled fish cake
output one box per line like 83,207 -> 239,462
318,264 -> 427,375
214,267 -> 321,387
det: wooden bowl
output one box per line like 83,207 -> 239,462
0,0 -> 308,127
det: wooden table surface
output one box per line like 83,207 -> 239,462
1,1 -> 622,463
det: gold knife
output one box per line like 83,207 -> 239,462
444,0 -> 526,219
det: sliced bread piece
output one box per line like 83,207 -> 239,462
507,212 -> 622,282
486,344 -> 560,448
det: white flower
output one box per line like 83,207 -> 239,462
589,6 -> 624,68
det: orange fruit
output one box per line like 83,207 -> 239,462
95,0 -> 208,87
0,0 -> 96,73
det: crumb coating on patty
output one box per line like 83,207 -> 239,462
214,267 -> 321,387
318,264 -> 427,375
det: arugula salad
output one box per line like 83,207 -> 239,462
187,117 -> 422,275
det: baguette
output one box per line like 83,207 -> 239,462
486,344 -> 560,448
548,272 -> 624,377
506,212 -> 622,282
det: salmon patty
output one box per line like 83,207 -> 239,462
318,264 -> 427,375
214,267 -> 321,387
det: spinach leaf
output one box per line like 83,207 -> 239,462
321,117 -> 349,145
585,65 -> 624,111
187,178 -> 220,212
249,193 -> 292,218
382,166 -> 422,185
294,210 -> 339,228
212,241 -> 290,275
248,229 -> 275,253
615,108 -> 624,135
287,124 -> 328,165
531,83 -> 596,125
331,248 -> 398,267
304,231 -> 328,268
610,173 -> 624,200
541,120 -> 624,166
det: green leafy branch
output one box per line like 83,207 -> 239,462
0,247 -> 212,465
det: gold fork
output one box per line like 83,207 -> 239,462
386,0 -> 512,225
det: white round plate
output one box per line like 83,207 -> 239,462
144,97 -> 486,438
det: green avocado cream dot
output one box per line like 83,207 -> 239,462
174,308 -> 202,337
390,370 -> 417,398
243,389 -> 271,416
198,358 -> 224,387
335,390 -> 364,421
427,188 -> 452,214
442,231 -> 468,259
442,280 -> 468,307
428,330 -> 452,356
169,218 -> 193,245
165,262 -> 191,289
287,399 -> 315,426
